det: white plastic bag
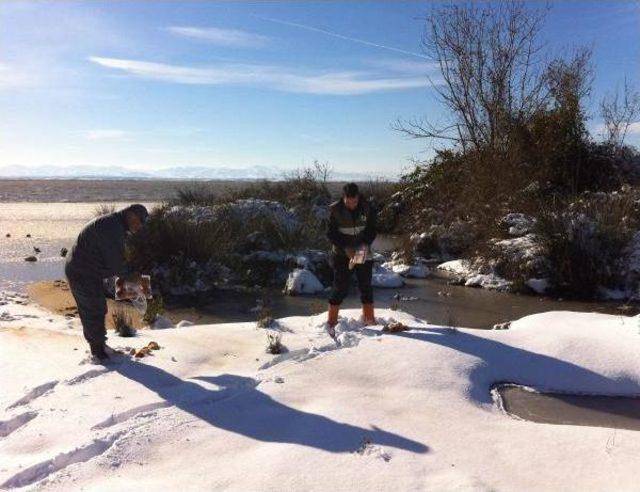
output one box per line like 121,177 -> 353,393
130,294 -> 148,315
115,275 -> 152,315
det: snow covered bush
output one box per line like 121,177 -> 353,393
412,220 -> 479,259
537,190 -> 640,299
128,193 -> 332,298
499,213 -> 536,236
489,233 -> 549,292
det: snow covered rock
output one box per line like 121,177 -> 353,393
598,287 -> 629,300
284,269 -> 325,295
438,259 -> 510,291
176,320 -> 194,328
437,259 -> 473,276
381,261 -> 430,278
464,273 -> 511,291
372,267 -> 405,288
526,278 -> 549,294
500,213 -> 536,236
151,316 -> 174,329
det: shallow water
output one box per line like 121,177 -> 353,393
191,275 -> 624,329
0,202 -> 157,292
497,385 -> 640,432
0,202 -> 628,329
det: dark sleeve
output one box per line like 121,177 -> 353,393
327,210 -> 347,248
97,219 -> 136,279
359,205 -> 377,245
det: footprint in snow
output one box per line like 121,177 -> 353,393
6,381 -> 58,410
0,411 -> 38,438
0,431 -> 125,489
64,368 -> 110,386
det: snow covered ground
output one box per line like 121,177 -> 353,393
2,291 -> 640,491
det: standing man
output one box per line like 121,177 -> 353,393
326,183 -> 377,334
65,204 -> 149,361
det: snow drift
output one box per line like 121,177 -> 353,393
2,293 -> 640,491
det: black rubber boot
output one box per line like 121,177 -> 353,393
89,342 -> 109,362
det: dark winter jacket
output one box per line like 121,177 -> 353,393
65,210 -> 135,281
327,197 -> 377,257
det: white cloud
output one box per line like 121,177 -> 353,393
167,26 -> 271,48
628,122 -> 640,135
366,59 -> 439,74
88,56 -> 428,95
82,129 -> 132,140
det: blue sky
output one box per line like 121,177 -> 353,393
1,1 -> 639,177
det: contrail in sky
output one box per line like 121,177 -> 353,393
253,14 -> 429,60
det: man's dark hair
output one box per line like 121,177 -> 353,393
343,182 -> 359,198
124,204 -> 149,224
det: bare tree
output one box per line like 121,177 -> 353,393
600,78 -> 640,148
282,160 -> 332,183
544,47 -> 593,123
543,48 -> 594,194
394,1 -> 549,151
312,160 -> 333,183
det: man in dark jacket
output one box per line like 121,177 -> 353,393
326,183 -> 377,334
65,204 -> 148,361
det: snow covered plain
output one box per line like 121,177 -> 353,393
2,292 -> 640,491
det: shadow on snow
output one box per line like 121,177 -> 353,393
114,362 -> 429,455
392,328 -> 640,410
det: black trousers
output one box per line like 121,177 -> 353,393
328,255 -> 374,305
66,270 -> 108,346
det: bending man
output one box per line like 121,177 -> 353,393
326,183 -> 377,333
65,204 -> 148,361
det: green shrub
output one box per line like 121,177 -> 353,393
143,295 -> 165,325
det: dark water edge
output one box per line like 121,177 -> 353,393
495,384 -> 640,432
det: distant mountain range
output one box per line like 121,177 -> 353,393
0,165 -> 393,181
